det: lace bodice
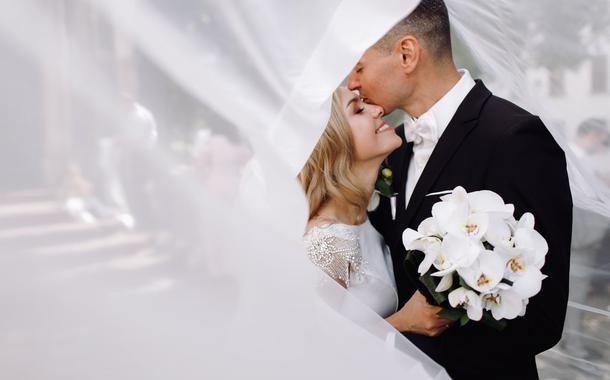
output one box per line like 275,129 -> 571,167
304,223 -> 364,287
303,220 -> 399,318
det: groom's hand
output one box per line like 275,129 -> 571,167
388,291 -> 454,337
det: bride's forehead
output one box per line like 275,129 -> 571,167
337,87 -> 357,102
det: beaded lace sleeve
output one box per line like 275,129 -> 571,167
303,224 -> 362,287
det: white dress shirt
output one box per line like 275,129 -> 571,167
404,69 -> 476,208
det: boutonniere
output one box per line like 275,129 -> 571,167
367,160 -> 398,220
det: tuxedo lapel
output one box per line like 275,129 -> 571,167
392,127 -> 413,222
400,81 -> 492,230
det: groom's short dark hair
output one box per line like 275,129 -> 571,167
374,0 -> 452,60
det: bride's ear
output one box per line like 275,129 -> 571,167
397,36 -> 419,74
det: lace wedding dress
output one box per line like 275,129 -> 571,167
304,220 -> 399,318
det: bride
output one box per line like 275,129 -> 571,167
299,87 -> 452,335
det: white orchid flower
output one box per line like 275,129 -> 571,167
481,289 -> 523,320
456,250 -> 505,293
402,229 -> 441,254
494,244 -> 546,299
513,227 -> 548,268
511,266 -> 546,299
402,226 -> 442,275
494,221 -> 548,298
484,216 -> 513,249
448,287 -> 483,321
466,190 -> 515,218
433,196 -> 489,240
432,187 -> 468,236
433,186 -> 515,241
430,234 -> 483,277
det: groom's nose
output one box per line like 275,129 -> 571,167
347,71 -> 360,91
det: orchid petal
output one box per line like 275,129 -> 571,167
511,267 -> 545,299
519,299 -> 529,317
458,251 -> 505,293
485,216 -> 513,249
467,190 -> 514,217
418,217 -> 441,236
433,234 -> 482,274
517,212 -> 535,229
448,287 -> 483,321
439,186 -> 468,202
514,228 -> 548,268
495,290 -> 523,320
402,228 -> 422,250
366,191 -> 380,212
483,289 -> 523,320
418,249 -> 438,275
448,287 -> 467,308
435,273 -> 454,292
467,301 -> 483,321
495,282 -> 512,290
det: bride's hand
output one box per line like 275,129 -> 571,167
386,291 -> 454,337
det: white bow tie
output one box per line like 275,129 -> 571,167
405,112 -> 438,169
405,112 -> 438,146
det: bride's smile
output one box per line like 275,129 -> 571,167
336,86 -> 402,163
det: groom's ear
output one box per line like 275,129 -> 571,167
396,36 -> 420,74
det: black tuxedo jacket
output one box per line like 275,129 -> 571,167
369,81 -> 572,380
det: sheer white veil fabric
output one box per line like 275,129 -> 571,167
0,0 -> 608,378
447,0 -> 610,217
0,0 -> 451,379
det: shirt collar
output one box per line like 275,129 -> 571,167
405,69 -> 476,139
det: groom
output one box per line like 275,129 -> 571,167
353,1 -> 572,379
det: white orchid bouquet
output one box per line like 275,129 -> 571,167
403,186 -> 548,329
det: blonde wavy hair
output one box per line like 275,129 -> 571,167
299,90 -> 370,221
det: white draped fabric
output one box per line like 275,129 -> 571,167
0,0 -> 608,379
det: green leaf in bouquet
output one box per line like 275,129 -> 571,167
459,313 -> 470,327
404,251 -> 443,306
458,276 -> 474,291
405,250 -> 424,266
419,274 -> 448,305
437,307 -> 466,321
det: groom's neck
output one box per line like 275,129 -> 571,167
401,64 -> 461,118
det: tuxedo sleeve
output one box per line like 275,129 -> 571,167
485,115 -> 572,355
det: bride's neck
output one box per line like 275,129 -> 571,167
316,199 -> 365,225
315,158 -> 382,226
352,158 -> 381,196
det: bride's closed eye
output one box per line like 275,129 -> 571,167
355,105 -> 365,114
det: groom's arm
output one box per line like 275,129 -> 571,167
485,115 -> 572,355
